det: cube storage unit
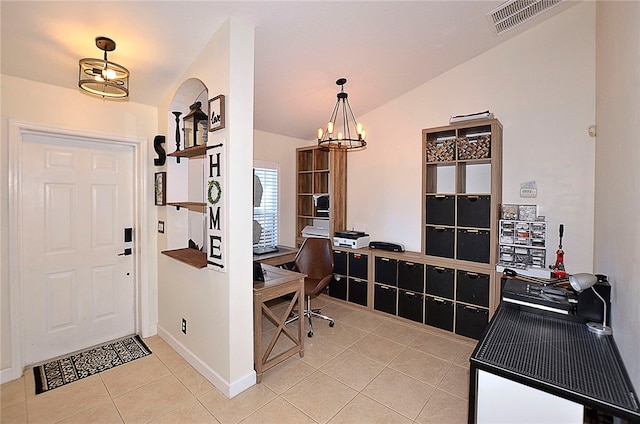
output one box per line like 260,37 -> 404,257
330,249 -> 369,307
296,146 -> 347,246
327,119 -> 502,341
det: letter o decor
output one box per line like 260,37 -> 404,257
208,180 -> 221,205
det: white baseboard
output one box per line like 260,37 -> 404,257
0,366 -> 22,385
157,326 -> 255,398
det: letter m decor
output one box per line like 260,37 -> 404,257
206,138 -> 226,272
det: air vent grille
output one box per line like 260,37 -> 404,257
488,0 -> 564,35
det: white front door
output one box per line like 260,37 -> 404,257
20,132 -> 135,365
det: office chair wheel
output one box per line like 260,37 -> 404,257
329,321 -> 334,327
307,330 -> 313,338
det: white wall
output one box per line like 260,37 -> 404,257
155,17 -> 256,397
594,1 -> 640,389
0,75 -> 158,375
254,130 -> 312,247
348,2 -> 596,273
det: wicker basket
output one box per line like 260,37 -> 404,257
426,139 -> 455,162
457,135 -> 491,160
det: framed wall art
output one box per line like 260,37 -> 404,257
208,95 -> 226,132
154,172 -> 166,206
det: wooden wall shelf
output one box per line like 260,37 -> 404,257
161,248 -> 206,269
167,202 -> 206,213
168,145 -> 206,158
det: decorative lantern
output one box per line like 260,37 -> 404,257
182,101 -> 208,148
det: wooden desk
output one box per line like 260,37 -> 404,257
253,264 -> 305,383
253,245 -> 298,267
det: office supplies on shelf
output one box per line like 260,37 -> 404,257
302,225 -> 330,239
368,241 -> 405,252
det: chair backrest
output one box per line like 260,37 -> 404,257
294,237 -> 334,294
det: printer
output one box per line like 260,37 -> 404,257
301,225 -> 330,239
333,231 -> 370,249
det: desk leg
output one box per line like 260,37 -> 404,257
468,363 -> 477,424
254,292 -> 263,383
298,279 -> 304,358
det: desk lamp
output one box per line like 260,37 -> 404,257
568,273 -> 613,336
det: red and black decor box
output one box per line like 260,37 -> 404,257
456,270 -> 490,308
374,284 -> 397,315
455,304 -> 489,340
426,265 -> 454,299
426,227 -> 455,258
457,195 -> 491,229
398,289 -> 424,323
426,195 -> 455,226
348,252 -> 368,280
375,257 -> 398,286
425,296 -> 454,332
456,229 -> 490,263
398,261 -> 425,293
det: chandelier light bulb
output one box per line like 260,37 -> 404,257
356,122 -> 363,134
327,122 -> 334,134
317,128 -> 324,139
337,132 -> 343,140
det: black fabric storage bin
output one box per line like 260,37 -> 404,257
375,257 -> 398,286
398,261 -> 424,292
455,304 -> 489,340
425,227 -> 455,258
348,277 -> 368,306
457,229 -> 490,263
426,195 -> 455,226
333,250 -> 348,275
457,195 -> 491,228
425,296 -> 454,331
349,253 -> 368,280
374,284 -> 397,315
456,270 -> 490,307
426,265 -> 454,299
398,289 -> 424,323
329,275 -> 347,300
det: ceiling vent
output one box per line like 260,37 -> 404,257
487,0 -> 564,36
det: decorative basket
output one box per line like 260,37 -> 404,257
426,139 -> 455,162
456,135 -> 491,160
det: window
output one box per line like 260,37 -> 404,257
253,162 -> 278,248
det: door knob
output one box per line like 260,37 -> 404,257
118,248 -> 132,256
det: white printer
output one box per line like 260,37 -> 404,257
301,225 -> 330,239
333,231 -> 370,249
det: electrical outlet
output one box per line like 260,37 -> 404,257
181,318 -> 187,334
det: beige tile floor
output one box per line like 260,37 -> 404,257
1,295 -> 475,424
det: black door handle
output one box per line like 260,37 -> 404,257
118,248 -> 132,256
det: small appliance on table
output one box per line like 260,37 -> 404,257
333,231 -> 370,249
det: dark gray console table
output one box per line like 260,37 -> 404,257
469,305 -> 640,423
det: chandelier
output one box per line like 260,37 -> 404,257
317,78 -> 366,150
78,37 -> 129,99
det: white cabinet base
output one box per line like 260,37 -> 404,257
477,370 -> 583,424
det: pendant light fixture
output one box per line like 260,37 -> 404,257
317,78 -> 367,150
79,37 -> 129,99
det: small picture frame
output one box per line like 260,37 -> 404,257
208,95 -> 225,132
158,221 -> 165,234
154,172 -> 166,206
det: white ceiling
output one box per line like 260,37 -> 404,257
0,1 -> 578,141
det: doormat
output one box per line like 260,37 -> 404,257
33,335 -> 152,394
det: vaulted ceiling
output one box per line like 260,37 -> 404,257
0,1 -> 578,140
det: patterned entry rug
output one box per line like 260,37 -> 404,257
33,335 -> 152,394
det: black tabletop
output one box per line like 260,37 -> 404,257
471,305 -> 640,421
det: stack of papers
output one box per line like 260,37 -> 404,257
449,110 -> 493,124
